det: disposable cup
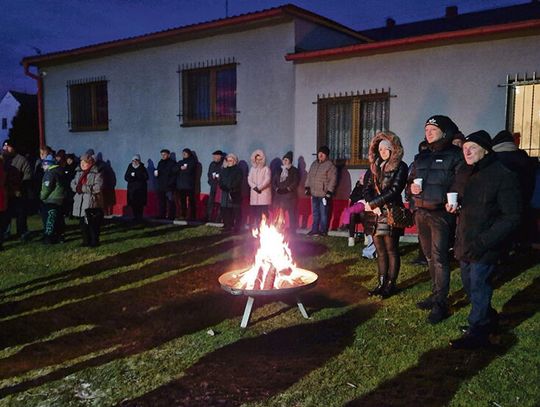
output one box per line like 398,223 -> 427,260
413,178 -> 423,188
154,170 -> 158,177
447,192 -> 458,207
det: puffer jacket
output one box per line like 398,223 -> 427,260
452,153 -> 521,264
219,163 -> 243,208
305,158 -> 337,198
408,136 -> 464,210
176,154 -> 197,190
124,163 -> 148,206
363,132 -> 409,232
71,165 -> 104,217
247,149 -> 272,206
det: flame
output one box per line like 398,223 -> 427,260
238,217 -> 298,290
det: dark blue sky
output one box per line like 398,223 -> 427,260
0,0 -> 525,98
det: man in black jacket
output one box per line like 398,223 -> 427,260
409,115 -> 464,324
155,149 -> 176,220
206,150 -> 225,222
176,148 -> 197,220
446,131 -> 521,349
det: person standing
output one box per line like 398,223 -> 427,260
247,149 -> 272,228
155,149 -> 177,220
71,154 -> 104,247
219,153 -> 243,233
447,131 -> 521,349
305,145 -> 337,236
0,156 -> 7,250
2,139 -> 32,241
272,151 -> 300,234
124,154 -> 148,222
176,148 -> 197,220
363,132 -> 408,298
206,150 -> 225,222
409,115 -> 464,324
40,154 -> 67,244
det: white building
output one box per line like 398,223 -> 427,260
0,91 -> 37,146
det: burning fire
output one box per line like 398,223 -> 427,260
236,218 -> 304,290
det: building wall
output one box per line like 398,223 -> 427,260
0,92 -> 20,144
293,34 -> 540,197
41,22 -> 297,196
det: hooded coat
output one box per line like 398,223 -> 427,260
247,149 -> 272,206
71,164 -> 104,217
363,132 -> 409,233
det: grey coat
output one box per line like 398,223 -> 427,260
71,165 -> 104,217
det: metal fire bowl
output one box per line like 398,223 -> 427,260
219,268 -> 318,297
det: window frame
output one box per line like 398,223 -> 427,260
67,78 -> 109,132
317,91 -> 390,168
181,63 -> 237,127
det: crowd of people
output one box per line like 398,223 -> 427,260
0,112 -> 537,349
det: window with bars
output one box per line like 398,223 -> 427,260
68,78 -> 108,132
506,74 -> 540,157
181,63 -> 237,126
317,91 -> 390,166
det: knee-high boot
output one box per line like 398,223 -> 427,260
80,219 -> 90,247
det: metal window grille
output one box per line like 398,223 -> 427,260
317,89 -> 391,166
66,77 -> 109,132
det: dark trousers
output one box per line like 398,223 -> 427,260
416,208 -> 454,307
178,189 -> 196,220
0,211 -> 6,247
250,205 -> 269,228
157,191 -> 176,220
42,203 -> 64,241
130,204 -> 145,221
373,233 -> 401,281
310,197 -> 330,234
276,202 -> 298,234
222,206 -> 241,232
6,196 -> 28,236
348,212 -> 364,238
80,208 -> 104,247
206,186 -> 221,222
460,261 -> 497,334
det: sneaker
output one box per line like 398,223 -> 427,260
427,305 -> 449,324
450,333 -> 490,349
348,237 -> 355,247
416,297 -> 434,310
307,230 -> 319,236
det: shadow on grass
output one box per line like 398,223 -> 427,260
0,238 -> 348,398
119,305 -> 378,407
345,277 -> 540,407
0,224 -> 200,298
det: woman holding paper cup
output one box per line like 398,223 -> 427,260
363,131 -> 409,298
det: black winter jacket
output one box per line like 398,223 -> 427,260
364,161 -> 408,210
219,165 -> 243,207
156,158 -> 177,192
452,154 -> 521,264
272,165 -> 299,207
409,138 -> 464,210
176,155 -> 197,190
124,164 -> 148,206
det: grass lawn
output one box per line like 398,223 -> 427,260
0,216 -> 538,406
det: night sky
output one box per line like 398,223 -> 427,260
1,0 -> 526,98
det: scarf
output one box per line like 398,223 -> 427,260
76,168 -> 91,194
280,164 -> 291,182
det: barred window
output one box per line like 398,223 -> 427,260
317,90 -> 390,166
181,63 -> 236,126
506,74 -> 540,157
67,78 -> 108,132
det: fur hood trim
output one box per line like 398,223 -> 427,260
368,131 -> 404,175
250,149 -> 267,167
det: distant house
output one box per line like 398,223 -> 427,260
21,2 -> 540,227
0,91 -> 37,147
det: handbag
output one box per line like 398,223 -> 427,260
373,175 -> 414,229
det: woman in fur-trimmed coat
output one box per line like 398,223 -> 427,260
363,131 -> 408,298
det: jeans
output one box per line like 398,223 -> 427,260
310,197 -> 329,234
416,208 -> 454,307
460,261 -> 497,333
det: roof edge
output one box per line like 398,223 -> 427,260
286,19 -> 540,62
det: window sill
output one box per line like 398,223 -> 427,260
70,127 -> 109,132
181,120 -> 237,127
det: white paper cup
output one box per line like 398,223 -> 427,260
447,192 -> 458,207
154,170 -> 158,177
413,178 -> 423,188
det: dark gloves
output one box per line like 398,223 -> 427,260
253,186 -> 261,194
305,187 -> 311,196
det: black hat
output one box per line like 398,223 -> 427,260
3,139 -> 14,147
317,145 -> 330,156
282,151 -> 293,161
425,115 -> 459,138
492,130 -> 514,146
464,130 -> 492,152
212,150 -> 224,156
160,149 -> 170,154
182,148 -> 192,155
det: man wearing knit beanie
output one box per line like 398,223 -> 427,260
446,130 -> 521,349
408,114 -> 464,324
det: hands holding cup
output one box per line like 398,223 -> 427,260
410,178 -> 423,195
445,192 -> 459,213
154,170 -> 159,177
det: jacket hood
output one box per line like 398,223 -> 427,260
368,131 -> 404,175
250,149 -> 267,167
492,141 -> 518,153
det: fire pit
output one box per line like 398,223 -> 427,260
219,219 -> 318,328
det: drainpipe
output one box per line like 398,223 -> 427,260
23,62 -> 45,148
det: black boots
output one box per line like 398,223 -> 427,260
368,275 -> 386,296
381,280 -> 397,298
